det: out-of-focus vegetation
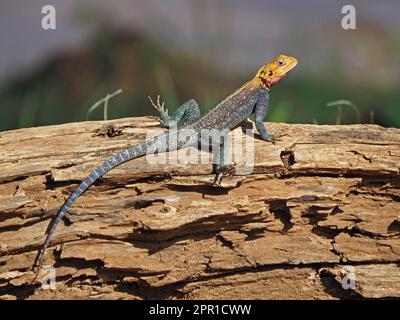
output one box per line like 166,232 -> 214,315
86,88 -> 123,121
0,24 -> 399,131
0,29 -> 241,131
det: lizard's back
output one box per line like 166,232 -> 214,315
192,81 -> 263,132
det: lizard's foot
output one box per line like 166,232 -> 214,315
148,95 -> 168,114
148,95 -> 169,125
214,163 -> 236,175
212,172 -> 223,186
212,163 -> 236,186
260,133 -> 276,143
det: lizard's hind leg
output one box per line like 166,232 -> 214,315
148,96 -> 201,128
199,132 -> 234,186
212,137 -> 236,186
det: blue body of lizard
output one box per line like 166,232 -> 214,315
33,54 -> 297,279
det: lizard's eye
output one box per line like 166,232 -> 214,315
278,60 -> 286,66
268,70 -> 273,76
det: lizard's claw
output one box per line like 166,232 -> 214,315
264,133 -> 288,144
261,133 -> 276,143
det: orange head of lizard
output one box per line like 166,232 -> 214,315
255,54 -> 298,89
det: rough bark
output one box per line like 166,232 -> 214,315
0,116 -> 399,300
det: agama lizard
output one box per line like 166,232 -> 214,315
32,54 -> 297,281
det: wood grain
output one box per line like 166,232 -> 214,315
0,117 -> 399,299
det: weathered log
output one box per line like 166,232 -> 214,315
0,117 -> 399,300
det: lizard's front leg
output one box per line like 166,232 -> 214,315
254,89 -> 275,142
211,134 -> 236,185
149,96 -> 201,128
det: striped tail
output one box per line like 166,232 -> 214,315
33,132 -> 173,279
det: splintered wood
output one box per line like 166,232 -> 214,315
0,117 -> 399,299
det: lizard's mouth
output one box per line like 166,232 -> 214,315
262,73 -> 288,89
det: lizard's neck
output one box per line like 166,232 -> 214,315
248,77 -> 270,91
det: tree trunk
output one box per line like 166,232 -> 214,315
0,117 -> 399,299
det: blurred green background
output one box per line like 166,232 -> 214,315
0,0 -> 399,132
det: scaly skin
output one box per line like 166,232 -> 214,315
32,54 -> 297,282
